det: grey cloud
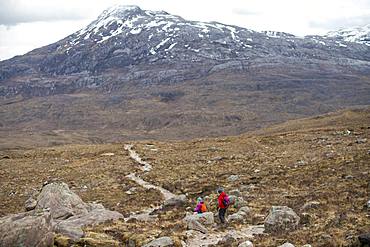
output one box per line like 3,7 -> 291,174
232,8 -> 259,16
0,0 -> 87,26
309,14 -> 370,31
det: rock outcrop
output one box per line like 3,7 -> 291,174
0,182 -> 124,245
0,211 -> 54,247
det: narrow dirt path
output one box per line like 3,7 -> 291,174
124,144 -> 179,222
125,173 -> 176,201
124,143 -> 265,246
124,144 -> 152,171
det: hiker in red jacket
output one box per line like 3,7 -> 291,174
217,187 -> 229,224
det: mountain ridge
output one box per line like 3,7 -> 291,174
0,5 -> 369,147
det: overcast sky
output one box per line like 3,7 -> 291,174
1,0 -> 370,61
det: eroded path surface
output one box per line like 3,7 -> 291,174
124,144 -> 152,172
124,144 -> 178,222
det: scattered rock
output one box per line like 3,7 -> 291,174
227,175 -> 239,182
300,213 -> 312,225
0,155 -> 10,159
143,236 -> 174,247
278,243 -> 295,247
355,138 -> 367,144
264,206 -> 300,233
184,217 -> 208,233
211,156 -> 225,161
0,211 -> 54,247
100,152 -> 115,156
228,206 -> 251,223
367,199 -> 370,209
238,240 -> 253,247
301,245 -> 312,247
229,189 -> 242,197
183,213 -> 213,233
191,212 -> 215,225
217,233 -> 238,246
359,233 -> 370,245
163,194 -> 187,207
24,197 -> 37,211
343,174 -> 354,179
300,201 -> 320,211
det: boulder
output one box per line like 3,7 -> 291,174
300,201 -> 320,212
217,233 -> 239,246
228,206 -> 251,223
238,240 -> 253,247
183,212 -> 214,225
183,213 -> 211,233
185,218 -> 208,233
191,212 -> 214,225
25,197 -> 37,211
278,243 -> 295,247
54,208 -> 123,240
143,236 -> 174,247
229,189 -> 242,197
367,199 -> 370,209
35,182 -> 88,219
227,175 -> 239,182
0,211 -> 54,247
163,194 -> 187,207
38,182 -> 123,240
264,206 -> 300,233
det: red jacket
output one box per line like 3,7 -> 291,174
218,192 -> 229,209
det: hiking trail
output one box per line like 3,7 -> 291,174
124,144 -> 265,245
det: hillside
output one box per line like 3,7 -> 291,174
1,108 -> 369,246
0,5 -> 370,148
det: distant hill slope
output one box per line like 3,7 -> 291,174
0,5 -> 369,147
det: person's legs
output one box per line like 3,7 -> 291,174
219,208 -> 226,224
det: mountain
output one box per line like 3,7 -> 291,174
0,5 -> 370,148
326,24 -> 370,46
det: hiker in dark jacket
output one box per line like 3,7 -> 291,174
217,187 -> 229,224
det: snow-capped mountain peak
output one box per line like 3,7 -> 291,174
326,24 -> 370,46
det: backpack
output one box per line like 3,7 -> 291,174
223,195 -> 230,207
200,203 -> 207,213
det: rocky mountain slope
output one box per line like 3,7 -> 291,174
326,24 -> 370,46
0,5 -> 370,147
1,108 -> 369,246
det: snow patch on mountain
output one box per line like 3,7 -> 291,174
326,24 -> 370,46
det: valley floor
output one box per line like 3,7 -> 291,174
0,108 -> 369,246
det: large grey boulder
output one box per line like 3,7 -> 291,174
264,206 -> 300,233
228,206 -> 251,223
36,182 -> 88,219
143,236 -> 174,247
0,211 -> 54,247
54,208 -> 123,240
35,182 -> 124,240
